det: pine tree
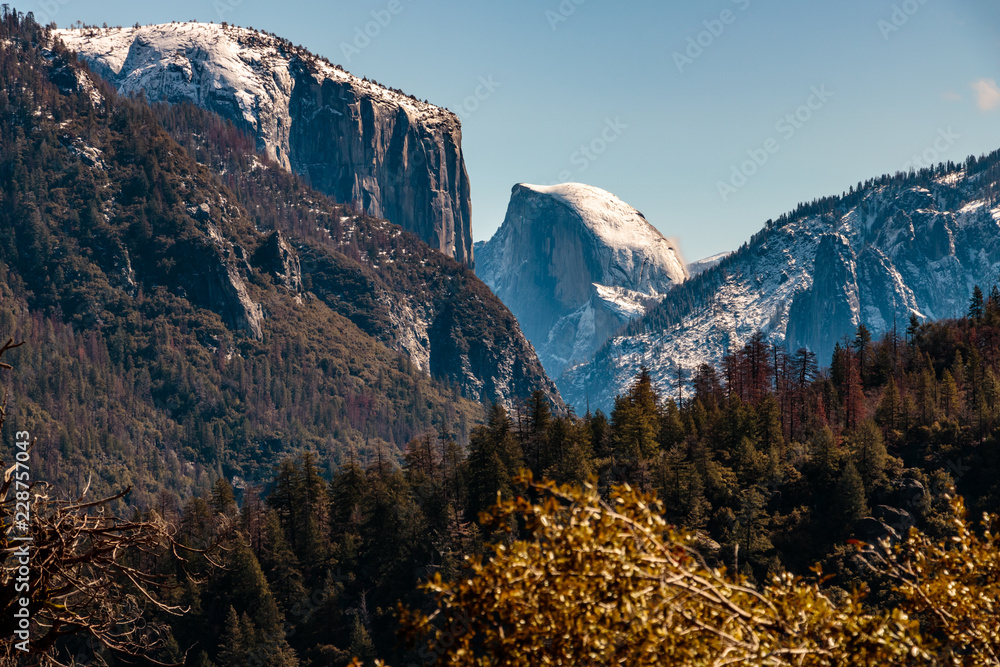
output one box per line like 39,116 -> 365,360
809,426 -> 840,491
525,390 -> 552,475
853,323 -> 872,383
939,369 -> 960,420
211,478 -> 237,515
268,459 -> 302,547
610,368 -> 662,460
847,419 -> 888,492
467,404 -> 522,519
217,606 -> 249,667
260,509 -> 308,614
875,377 -> 902,438
906,313 -> 920,346
660,399 -> 686,449
832,461 -> 868,533
347,614 -> 376,661
755,394 -> 784,460
916,368 -> 937,426
969,285 -> 984,321
295,451 -> 330,571
215,541 -> 298,666
987,285 -> 1000,321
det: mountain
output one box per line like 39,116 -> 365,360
687,251 -> 730,276
562,156 -> 1000,412
476,183 -> 687,379
53,22 -> 474,264
0,19 -> 556,505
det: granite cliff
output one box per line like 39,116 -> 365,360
55,22 -> 474,264
476,183 -> 687,379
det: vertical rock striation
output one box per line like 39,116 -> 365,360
55,22 -> 474,264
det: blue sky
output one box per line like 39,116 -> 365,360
38,0 -> 1000,261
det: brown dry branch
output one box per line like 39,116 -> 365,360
0,340 -> 219,666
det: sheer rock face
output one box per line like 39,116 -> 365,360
476,183 -> 688,379
254,231 -> 302,294
785,234 -> 860,365
561,166 -> 1000,413
55,22 -> 473,265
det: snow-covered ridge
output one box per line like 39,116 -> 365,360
687,251 -> 730,277
54,23 -> 446,126
561,161 -> 1000,412
54,21 -> 474,264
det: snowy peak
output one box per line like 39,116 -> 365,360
476,182 -> 687,379
55,23 -> 448,139
55,22 -> 474,264
515,182 -> 688,291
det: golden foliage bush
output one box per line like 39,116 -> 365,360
399,474 -> 1000,665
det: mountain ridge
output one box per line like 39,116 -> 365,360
0,21 -> 558,506
561,153 -> 1000,412
54,21 -> 475,264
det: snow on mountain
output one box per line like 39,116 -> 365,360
54,22 -> 474,264
687,251 -> 730,276
561,157 -> 1000,412
476,182 -> 687,379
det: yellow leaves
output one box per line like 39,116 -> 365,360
397,480 -> 1000,665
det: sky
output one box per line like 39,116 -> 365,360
34,0 -> 1000,262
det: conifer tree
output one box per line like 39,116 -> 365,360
833,461 -> 868,532
875,377 -> 902,438
610,368 -> 663,462
217,606 -> 249,667
939,369 -> 960,420
847,419 -> 888,493
853,323 -> 872,382
969,285 -> 985,321
525,390 -> 553,475
211,478 -> 237,515
809,426 -> 840,491
295,452 -> 330,571
467,404 -> 522,519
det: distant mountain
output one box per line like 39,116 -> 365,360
0,21 -> 556,504
476,183 -> 687,379
687,251 -> 730,277
54,22 -> 474,264
562,156 -> 1000,411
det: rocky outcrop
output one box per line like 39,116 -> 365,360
55,22 -> 473,264
476,183 -> 687,378
255,230 -> 302,293
192,216 -> 264,339
785,234 -> 860,364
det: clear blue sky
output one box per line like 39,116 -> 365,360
39,0 -> 1000,261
